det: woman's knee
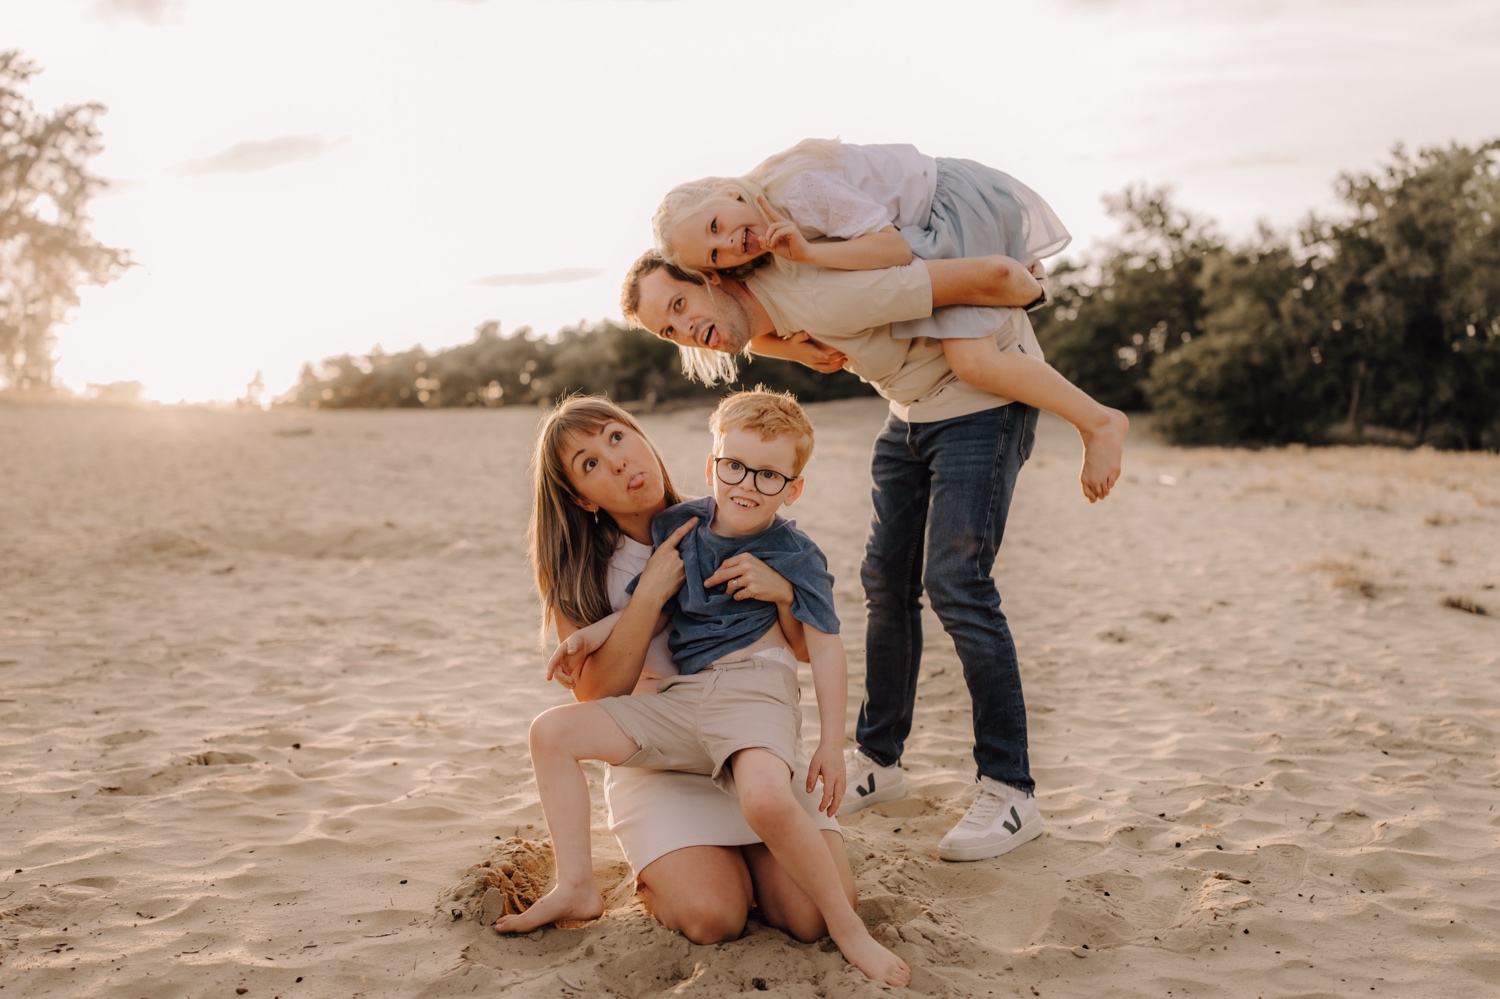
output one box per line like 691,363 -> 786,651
644,888 -> 748,944
775,908 -> 828,944
672,898 -> 748,944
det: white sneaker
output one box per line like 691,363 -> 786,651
836,748 -> 906,816
938,777 -> 1042,861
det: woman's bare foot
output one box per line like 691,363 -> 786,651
492,881 -> 603,934
1079,408 -> 1129,502
830,922 -> 913,987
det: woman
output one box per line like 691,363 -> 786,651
526,394 -> 854,943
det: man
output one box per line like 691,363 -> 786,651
622,251 -> 1046,861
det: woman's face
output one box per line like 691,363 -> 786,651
670,194 -> 765,270
560,420 -> 667,518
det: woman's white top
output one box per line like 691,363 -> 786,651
607,534 -> 678,693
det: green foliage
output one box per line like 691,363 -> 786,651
0,52 -> 130,391
278,319 -> 875,411
1039,144 -> 1500,451
1033,186 -> 1222,410
1297,141 -> 1500,449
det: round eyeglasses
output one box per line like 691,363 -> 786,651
712,456 -> 798,496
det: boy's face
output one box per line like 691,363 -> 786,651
705,428 -> 804,538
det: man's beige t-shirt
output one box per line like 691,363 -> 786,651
745,261 -> 1044,423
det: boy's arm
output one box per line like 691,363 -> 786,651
564,518 -> 696,702
926,255 -> 1043,310
803,627 -> 849,816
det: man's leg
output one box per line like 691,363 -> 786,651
915,403 -> 1044,860
919,402 -> 1037,791
855,413 -> 930,769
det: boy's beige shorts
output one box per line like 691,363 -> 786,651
597,650 -> 803,795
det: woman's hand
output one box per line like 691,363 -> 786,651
633,517 -> 697,607
705,552 -> 795,605
808,740 -> 846,816
546,628 -> 600,690
756,195 -> 814,263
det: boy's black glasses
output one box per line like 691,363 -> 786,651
712,456 -> 798,496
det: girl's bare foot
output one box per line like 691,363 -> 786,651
831,922 -> 913,987
492,882 -> 603,934
1079,409 -> 1129,502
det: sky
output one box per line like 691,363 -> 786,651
8,0 -> 1499,404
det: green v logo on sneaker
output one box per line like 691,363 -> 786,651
855,774 -> 876,797
1001,806 -> 1021,834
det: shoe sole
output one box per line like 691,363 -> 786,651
938,819 -> 1043,862
835,781 -> 906,816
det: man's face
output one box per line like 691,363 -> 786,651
635,269 -> 754,355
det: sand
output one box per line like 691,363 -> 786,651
2,398 -> 1497,998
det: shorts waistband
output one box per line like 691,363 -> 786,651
707,646 -> 799,672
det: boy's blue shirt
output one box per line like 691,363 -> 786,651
627,495 -> 840,675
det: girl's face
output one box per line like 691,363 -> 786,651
561,420 -> 667,519
671,194 -> 766,270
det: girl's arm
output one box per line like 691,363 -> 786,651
747,331 -> 847,373
802,627 -> 850,816
559,517 -> 696,702
703,552 -> 811,663
758,195 -> 912,271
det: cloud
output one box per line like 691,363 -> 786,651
175,135 -> 349,176
471,268 -> 606,287
91,0 -> 184,24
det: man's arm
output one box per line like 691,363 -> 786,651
926,256 -> 1042,310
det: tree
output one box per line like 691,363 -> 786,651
1301,141 -> 1500,448
1033,186 -> 1223,410
1,52 -> 130,391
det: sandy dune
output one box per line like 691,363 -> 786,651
2,398 -> 1496,997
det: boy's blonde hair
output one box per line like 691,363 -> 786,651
709,387 -> 815,476
528,394 -> 683,642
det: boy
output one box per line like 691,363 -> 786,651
496,389 -> 910,988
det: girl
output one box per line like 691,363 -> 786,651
513,395 -> 854,945
653,139 -> 1128,502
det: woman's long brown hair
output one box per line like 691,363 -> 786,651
527,395 -> 683,643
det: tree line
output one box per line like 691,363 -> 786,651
283,142 -> 1499,450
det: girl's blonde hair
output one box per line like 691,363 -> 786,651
648,139 -> 846,387
527,395 -> 683,643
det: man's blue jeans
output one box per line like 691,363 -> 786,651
856,402 -> 1038,793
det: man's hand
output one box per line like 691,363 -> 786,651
808,740 -> 846,816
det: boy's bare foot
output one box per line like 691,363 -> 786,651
832,923 -> 913,987
492,882 -> 603,934
1079,408 -> 1129,503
